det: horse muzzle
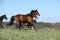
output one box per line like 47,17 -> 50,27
38,14 -> 40,16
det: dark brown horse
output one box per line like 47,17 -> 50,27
0,15 -> 8,28
14,10 -> 40,30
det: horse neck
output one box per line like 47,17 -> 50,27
0,16 -> 4,21
27,13 -> 33,19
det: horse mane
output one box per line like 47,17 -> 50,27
0,15 -> 6,18
8,15 -> 15,25
16,14 -> 22,16
14,10 -> 35,17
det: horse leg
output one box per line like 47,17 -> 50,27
19,24 -> 21,30
19,23 -> 24,30
16,24 -> 19,29
0,25 -> 1,29
16,23 -> 21,30
28,25 -> 30,29
0,22 -> 4,29
1,24 -> 4,29
28,24 -> 32,29
19,23 -> 22,30
27,23 -> 33,30
16,21 -> 22,31
15,24 -> 18,29
0,22 -> 1,29
21,23 -> 24,29
30,23 -> 37,31
19,23 -> 25,31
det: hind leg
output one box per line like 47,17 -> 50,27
18,23 -> 24,31
20,23 -> 24,30
15,24 -> 18,29
16,22 -> 21,30
18,24 -> 21,30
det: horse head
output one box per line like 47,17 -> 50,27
2,15 -> 8,20
30,10 -> 40,19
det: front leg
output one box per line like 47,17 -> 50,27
0,21 -> 4,29
17,23 -> 21,30
1,24 -> 4,29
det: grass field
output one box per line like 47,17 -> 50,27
0,29 -> 60,40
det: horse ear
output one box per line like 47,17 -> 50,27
31,10 -> 34,11
35,9 -> 37,11
3,15 -> 6,16
31,10 -> 34,13
3,14 -> 6,16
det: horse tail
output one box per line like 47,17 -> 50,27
8,15 -> 15,25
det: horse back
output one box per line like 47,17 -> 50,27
14,15 -> 32,23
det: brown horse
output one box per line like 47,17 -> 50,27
8,15 -> 37,29
14,10 -> 40,30
0,15 -> 8,28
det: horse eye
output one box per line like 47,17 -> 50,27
34,14 -> 35,15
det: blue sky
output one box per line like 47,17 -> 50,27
0,0 -> 60,23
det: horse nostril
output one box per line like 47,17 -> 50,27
39,14 -> 40,16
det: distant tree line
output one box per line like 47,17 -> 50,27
2,22 -> 60,29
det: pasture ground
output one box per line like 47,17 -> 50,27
0,29 -> 60,40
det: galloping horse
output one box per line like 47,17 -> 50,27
0,15 -> 8,28
8,15 -> 37,29
14,10 -> 40,30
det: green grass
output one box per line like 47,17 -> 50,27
0,29 -> 60,40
